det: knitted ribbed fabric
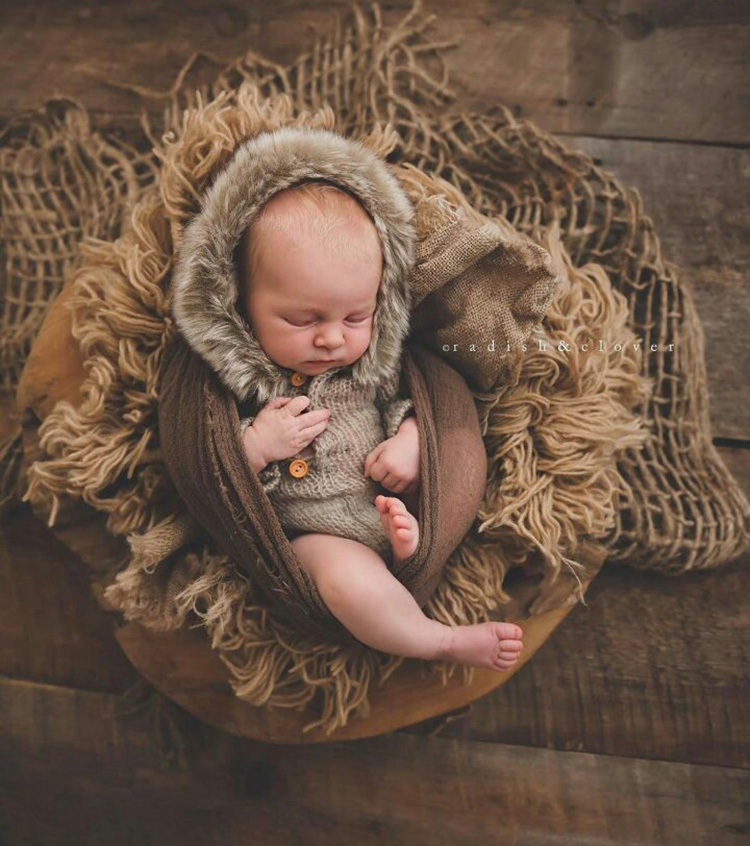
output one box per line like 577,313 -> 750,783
239,360 -> 414,563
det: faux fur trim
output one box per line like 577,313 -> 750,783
171,127 -> 417,405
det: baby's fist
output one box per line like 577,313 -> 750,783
364,419 -> 420,494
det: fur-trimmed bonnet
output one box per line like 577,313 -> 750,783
171,127 -> 417,406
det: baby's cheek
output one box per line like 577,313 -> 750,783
357,327 -> 374,353
274,329 -> 305,356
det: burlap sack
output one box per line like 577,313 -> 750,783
402,166 -> 562,392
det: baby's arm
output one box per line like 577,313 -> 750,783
367,368 -> 421,493
375,370 -> 414,438
240,415 -> 282,492
376,366 -> 415,439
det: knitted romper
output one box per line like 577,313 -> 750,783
238,361 -> 414,564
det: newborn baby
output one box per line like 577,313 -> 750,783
237,182 -> 523,671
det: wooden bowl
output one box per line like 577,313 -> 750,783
16,284 -> 605,743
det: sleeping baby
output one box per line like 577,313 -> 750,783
234,180 -> 523,671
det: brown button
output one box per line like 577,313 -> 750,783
290,372 -> 308,386
289,458 -> 309,478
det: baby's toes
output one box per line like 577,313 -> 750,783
387,498 -> 408,517
498,639 -> 523,654
495,643 -> 520,664
497,647 -> 520,661
392,513 -> 414,536
376,495 -> 396,515
493,622 -> 523,642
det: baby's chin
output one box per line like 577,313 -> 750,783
263,346 -> 368,373
299,356 -> 354,373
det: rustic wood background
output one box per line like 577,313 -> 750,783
1,2 -> 748,843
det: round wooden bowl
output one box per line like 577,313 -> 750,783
16,284 -> 605,744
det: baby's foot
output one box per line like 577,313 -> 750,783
375,494 -> 419,563
438,621 -> 524,672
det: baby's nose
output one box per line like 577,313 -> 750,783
315,326 -> 345,347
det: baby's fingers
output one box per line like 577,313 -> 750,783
298,416 -> 329,445
297,408 -> 330,431
363,443 -> 384,478
381,474 -> 408,493
285,395 -> 312,416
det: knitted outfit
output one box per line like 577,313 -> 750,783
238,361 -> 414,562
170,127 -> 419,564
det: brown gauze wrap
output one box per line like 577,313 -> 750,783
158,333 -> 488,645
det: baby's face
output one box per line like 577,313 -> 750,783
239,209 -> 382,376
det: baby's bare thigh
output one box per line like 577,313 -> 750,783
290,532 -> 386,586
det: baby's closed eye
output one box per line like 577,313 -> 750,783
283,315 -> 371,327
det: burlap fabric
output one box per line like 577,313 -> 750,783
0,101 -> 156,509
403,166 -> 565,393
10,2 -> 749,732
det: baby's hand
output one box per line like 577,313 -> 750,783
364,416 -> 420,494
244,395 -> 330,466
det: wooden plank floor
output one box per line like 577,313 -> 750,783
1,2 -> 748,844
2,676 -> 748,846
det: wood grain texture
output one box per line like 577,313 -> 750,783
412,551 -> 750,768
15,282 -> 86,422
0,504 -> 135,693
2,1 -> 749,836
1,677 -> 748,846
9,133 -> 749,757
17,412 -> 605,742
7,1 -> 747,443
0,1 -> 748,143
721,446 -> 750,499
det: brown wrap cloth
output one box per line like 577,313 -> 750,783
158,333 -> 488,644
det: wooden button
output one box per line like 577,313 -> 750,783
290,372 -> 308,386
289,458 -> 309,478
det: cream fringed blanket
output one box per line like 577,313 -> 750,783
13,2 -> 747,732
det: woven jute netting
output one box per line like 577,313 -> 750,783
0,100 -> 158,505
6,1 -> 750,733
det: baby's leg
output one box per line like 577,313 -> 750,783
290,533 -> 524,670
